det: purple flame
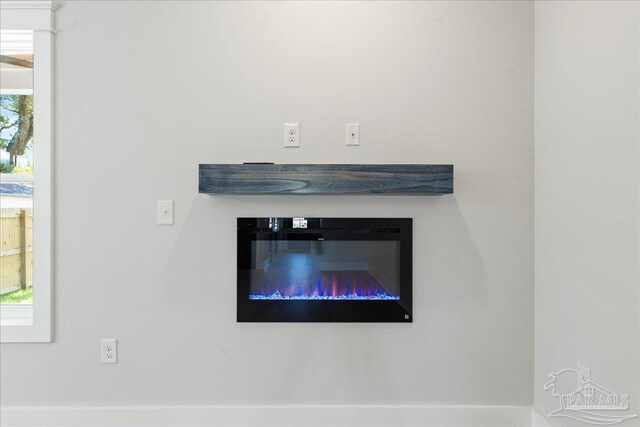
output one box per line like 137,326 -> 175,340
249,270 -> 399,300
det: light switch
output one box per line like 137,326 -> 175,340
157,200 -> 174,225
346,123 -> 360,146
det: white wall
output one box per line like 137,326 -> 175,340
0,1 -> 534,407
534,1 -> 640,424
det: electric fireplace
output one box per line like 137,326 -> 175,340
237,218 -> 412,322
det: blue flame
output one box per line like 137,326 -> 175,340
249,292 -> 400,300
249,269 -> 399,301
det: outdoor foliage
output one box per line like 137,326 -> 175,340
0,94 -> 33,166
0,287 -> 32,304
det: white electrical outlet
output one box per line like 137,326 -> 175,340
101,338 -> 117,364
157,200 -> 174,225
346,123 -> 360,146
284,123 -> 300,147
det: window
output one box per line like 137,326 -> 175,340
1,32 -> 34,323
0,1 -> 55,342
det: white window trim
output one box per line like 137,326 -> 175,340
1,1 -> 56,342
1,89 -> 33,96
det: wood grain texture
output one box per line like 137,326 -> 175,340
199,164 -> 453,195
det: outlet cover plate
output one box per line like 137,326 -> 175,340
101,338 -> 117,364
284,123 -> 300,147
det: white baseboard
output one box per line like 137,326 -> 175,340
1,405 -> 539,427
531,408 -> 553,427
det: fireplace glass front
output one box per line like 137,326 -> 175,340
237,218 -> 412,322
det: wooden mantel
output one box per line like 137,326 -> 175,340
199,164 -> 453,195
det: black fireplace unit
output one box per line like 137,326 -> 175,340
237,218 -> 412,322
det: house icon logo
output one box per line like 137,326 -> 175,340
544,368 -> 637,425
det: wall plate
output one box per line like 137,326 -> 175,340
346,123 -> 360,146
284,123 -> 300,147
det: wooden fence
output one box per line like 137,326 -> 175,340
1,208 -> 33,294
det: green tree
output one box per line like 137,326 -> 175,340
0,95 -> 33,166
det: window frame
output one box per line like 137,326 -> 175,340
1,1 -> 56,342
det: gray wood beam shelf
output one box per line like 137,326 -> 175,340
199,164 -> 453,195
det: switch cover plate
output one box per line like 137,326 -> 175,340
346,123 -> 360,146
158,200 -> 174,225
